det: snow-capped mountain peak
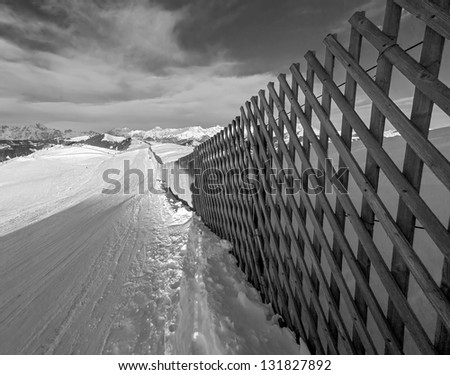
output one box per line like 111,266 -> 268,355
0,124 -> 96,141
108,125 -> 224,146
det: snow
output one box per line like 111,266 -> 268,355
111,125 -> 223,143
170,216 -> 305,355
68,135 -> 91,142
0,145 -> 116,235
0,143 -> 306,354
0,124 -> 96,141
383,129 -> 400,138
142,126 -> 222,140
102,133 -> 126,143
150,143 -> 194,164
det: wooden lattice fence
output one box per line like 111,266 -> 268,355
169,0 -> 450,354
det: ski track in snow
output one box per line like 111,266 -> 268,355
0,144 -> 302,355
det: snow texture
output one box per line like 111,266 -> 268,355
102,133 -> 127,143
0,144 -> 305,355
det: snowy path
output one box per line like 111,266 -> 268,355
0,144 -> 302,355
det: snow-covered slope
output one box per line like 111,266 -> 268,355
0,144 -> 304,354
102,133 -> 126,143
68,135 -> 91,142
151,143 -> 194,164
0,140 -> 60,162
65,133 -> 131,151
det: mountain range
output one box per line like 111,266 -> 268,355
0,123 -> 224,145
1,123 -> 403,148
107,126 -> 224,145
0,124 -> 96,141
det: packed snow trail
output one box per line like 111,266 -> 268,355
0,144 -> 302,355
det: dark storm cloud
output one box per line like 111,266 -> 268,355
0,0 -> 189,74
1,0 -> 69,25
0,0 -> 383,75
0,0 -> 69,54
149,0 -> 376,74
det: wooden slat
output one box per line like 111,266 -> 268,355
349,12 -> 450,117
221,127 -> 248,275
303,51 -> 450,334
288,63 -> 307,271
346,4 -> 401,353
333,26 -> 364,353
256,90 -> 384,354
289,60 -> 450,335
232,119 -> 273,301
198,143 -> 210,226
229,122 -> 267,294
243,104 -> 342,354
324,34 -> 450,192
209,137 -> 224,235
206,138 -> 222,235
202,140 -> 214,230
310,47 -> 336,351
234,117 -> 280,307
285,68 -> 302,338
388,0 -> 450,352
249,95 -> 356,355
267,78 -> 403,354
321,26 -> 450,260
241,108 -> 323,352
243,109 -> 299,332
253,96 -> 279,282
216,133 -> 229,240
302,60 -> 324,343
266,80 -> 402,353
393,0 -> 450,39
280,70 -> 437,354
300,62 -> 314,248
436,232 -> 450,353
215,131 -> 232,241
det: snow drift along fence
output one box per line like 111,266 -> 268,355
171,0 -> 450,354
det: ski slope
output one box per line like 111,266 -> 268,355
0,144 -> 303,355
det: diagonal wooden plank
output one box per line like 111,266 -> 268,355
329,26 -> 364,352
303,50 -> 450,321
232,119 -> 274,302
280,69 -> 436,354
349,12 -> 450,117
289,61 -> 450,337
241,108 -> 324,353
235,117 -> 289,320
308,47 -> 337,351
264,82 -> 403,353
387,0 -> 450,352
257,90 -> 387,354
324,34 -> 450,192
243,104 -> 341,354
436,222 -> 450,354
346,2 -> 402,353
393,0 -> 450,39
220,127 -> 249,276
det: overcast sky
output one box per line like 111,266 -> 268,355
1,0 -> 447,132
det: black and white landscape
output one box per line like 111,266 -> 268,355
0,134 -> 308,355
1,0 -> 449,359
